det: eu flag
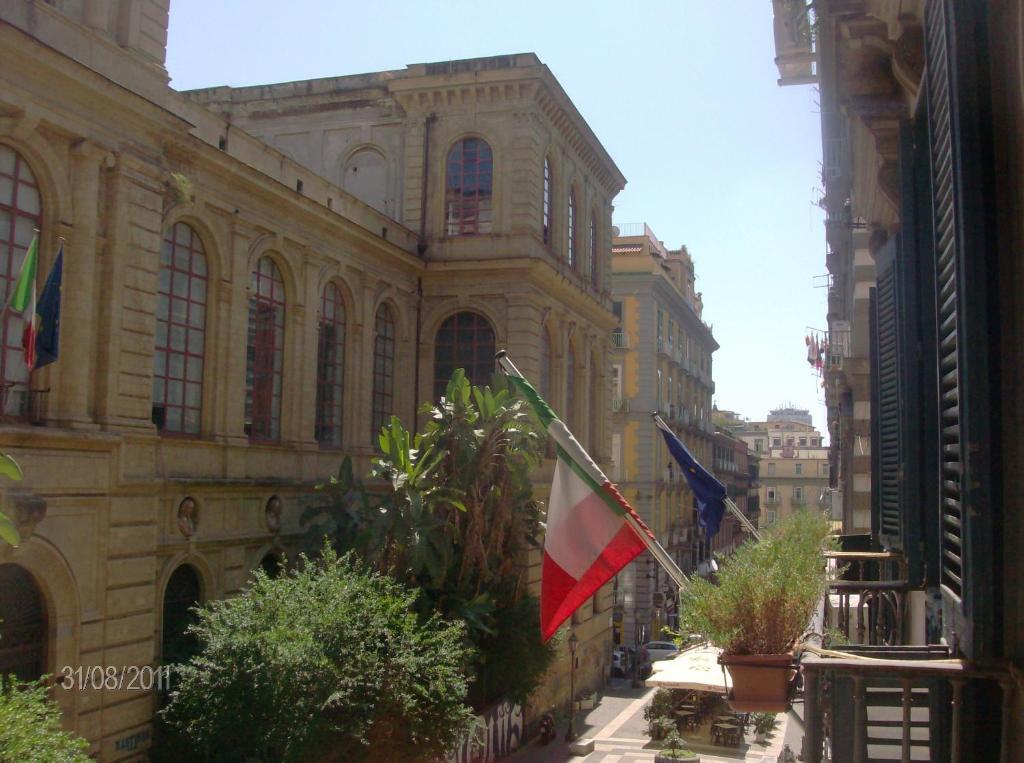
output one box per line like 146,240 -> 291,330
655,416 -> 727,541
35,243 -> 63,368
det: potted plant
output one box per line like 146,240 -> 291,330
751,712 -> 778,744
655,729 -> 699,762
643,688 -> 676,740
679,511 -> 835,711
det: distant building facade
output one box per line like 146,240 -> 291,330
607,223 -> 718,646
732,410 -> 829,528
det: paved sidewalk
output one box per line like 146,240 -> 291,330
506,679 -> 799,763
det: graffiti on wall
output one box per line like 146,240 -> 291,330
448,701 -> 523,763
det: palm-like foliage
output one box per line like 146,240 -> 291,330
303,369 -> 555,708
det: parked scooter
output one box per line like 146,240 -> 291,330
538,712 -> 556,744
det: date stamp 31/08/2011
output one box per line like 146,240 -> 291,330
59,665 -> 172,692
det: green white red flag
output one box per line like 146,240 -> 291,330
7,233 -> 38,368
498,354 -> 653,641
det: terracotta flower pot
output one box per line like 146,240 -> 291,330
718,653 -> 796,712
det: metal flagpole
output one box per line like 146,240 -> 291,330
496,351 -> 690,590
651,413 -> 762,542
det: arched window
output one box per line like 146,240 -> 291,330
0,145 -> 41,416
342,147 -> 388,214
0,564 -> 46,680
161,564 -> 202,665
259,552 -> 283,579
153,222 -> 208,436
566,341 -> 576,428
246,257 -> 285,442
371,304 -> 395,441
542,156 -> 552,245
445,137 -> 493,236
540,325 -> 552,401
567,189 -> 577,270
589,213 -> 598,287
315,283 -> 346,447
433,311 -> 495,399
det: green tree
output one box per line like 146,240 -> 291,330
160,547 -> 476,763
304,370 -> 557,708
0,678 -> 91,762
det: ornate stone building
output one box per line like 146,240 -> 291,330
0,2 -> 622,758
607,223 -> 718,646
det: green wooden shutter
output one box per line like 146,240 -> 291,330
924,0 -> 998,659
869,238 -> 901,550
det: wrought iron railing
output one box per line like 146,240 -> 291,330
824,550 -> 909,645
801,646 -> 1015,763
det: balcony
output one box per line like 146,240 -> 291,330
610,330 -> 629,349
801,645 -> 1014,763
823,550 -> 909,645
611,395 -> 629,413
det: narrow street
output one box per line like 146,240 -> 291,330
507,679 -> 803,763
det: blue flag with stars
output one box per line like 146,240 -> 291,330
655,416 -> 727,541
35,243 -> 63,369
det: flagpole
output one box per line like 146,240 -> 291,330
496,351 -> 690,590
651,413 -> 763,541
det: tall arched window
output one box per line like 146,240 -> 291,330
542,156 -> 552,245
246,257 -> 285,442
161,564 -> 202,665
372,304 -> 395,441
567,189 -> 577,270
589,213 -> 598,287
433,311 -> 495,399
0,564 -> 46,680
540,325 -> 552,401
315,283 -> 346,447
566,341 -> 576,428
153,222 -> 208,435
445,137 -> 493,236
0,145 -> 41,416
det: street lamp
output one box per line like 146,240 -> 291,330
566,631 -> 579,742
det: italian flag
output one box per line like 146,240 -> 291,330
498,353 -> 652,641
8,233 -> 38,369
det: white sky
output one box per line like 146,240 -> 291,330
166,0 -> 829,439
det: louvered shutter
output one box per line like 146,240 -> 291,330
924,0 -> 996,659
869,239 -> 901,550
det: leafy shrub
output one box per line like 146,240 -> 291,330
680,510 -> 835,655
642,687 -> 675,723
161,547 -> 477,763
752,712 -> 778,735
304,370 -> 557,710
648,715 -> 677,741
0,678 -> 90,762
661,728 -> 696,759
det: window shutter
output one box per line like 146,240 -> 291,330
869,238 -> 901,550
924,0 -> 997,659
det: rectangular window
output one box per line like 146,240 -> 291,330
755,439 -> 764,452
772,438 -> 782,447
766,487 -> 777,502
767,463 -> 776,476
822,463 -> 830,477
795,463 -> 803,475
767,510 -> 777,525
794,486 -> 804,501
799,437 -> 807,446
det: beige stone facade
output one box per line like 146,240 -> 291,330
732,413 -> 829,529
0,3 -> 622,758
608,224 -> 718,645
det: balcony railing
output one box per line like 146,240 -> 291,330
824,550 -> 909,646
611,330 -> 629,349
612,395 -> 629,413
801,645 -> 1015,763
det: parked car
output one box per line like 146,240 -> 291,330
641,640 -> 680,662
